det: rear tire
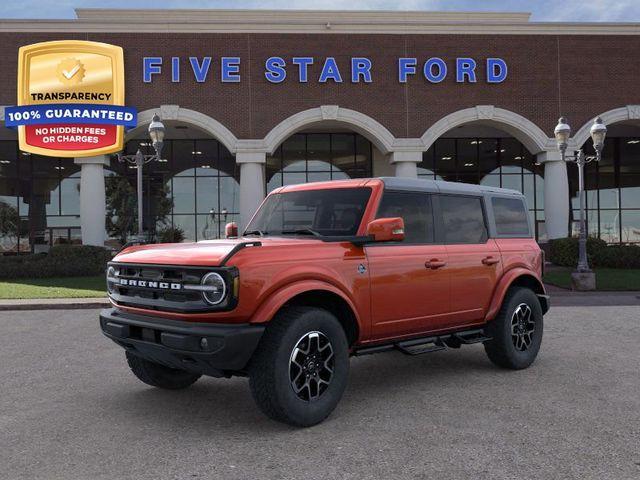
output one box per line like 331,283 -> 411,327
125,351 -> 201,390
484,287 -> 543,370
248,307 -> 349,427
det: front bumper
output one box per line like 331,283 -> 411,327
99,308 -> 264,377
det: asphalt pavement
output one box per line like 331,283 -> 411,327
1,306 -> 639,480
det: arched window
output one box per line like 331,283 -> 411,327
266,133 -> 373,193
113,138 -> 239,243
418,137 -> 545,241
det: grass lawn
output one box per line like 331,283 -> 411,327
544,267 -> 640,291
0,276 -> 106,299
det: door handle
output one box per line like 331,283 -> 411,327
482,256 -> 500,266
425,259 -> 446,269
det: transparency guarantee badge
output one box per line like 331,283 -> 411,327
5,40 -> 136,157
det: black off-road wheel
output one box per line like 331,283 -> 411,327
125,351 -> 201,390
248,307 -> 350,427
484,287 -> 544,370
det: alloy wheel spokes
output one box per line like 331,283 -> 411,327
289,331 -> 335,402
510,303 -> 535,351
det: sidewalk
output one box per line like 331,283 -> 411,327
544,284 -> 640,307
0,297 -> 110,311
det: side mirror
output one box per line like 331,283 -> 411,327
366,217 -> 405,242
225,222 -> 238,238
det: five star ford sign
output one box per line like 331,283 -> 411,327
4,40 -> 137,157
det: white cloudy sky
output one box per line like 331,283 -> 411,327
0,0 -> 638,21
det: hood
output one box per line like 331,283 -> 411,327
112,237 -> 321,267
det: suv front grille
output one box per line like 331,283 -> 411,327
107,262 -> 237,313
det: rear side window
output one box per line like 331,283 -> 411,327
376,191 -> 434,243
440,195 -> 488,244
492,197 -> 531,236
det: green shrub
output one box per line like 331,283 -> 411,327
594,244 -> 640,269
0,245 -> 113,279
157,226 -> 185,243
549,237 -> 640,269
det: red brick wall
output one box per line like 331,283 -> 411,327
0,32 -> 638,141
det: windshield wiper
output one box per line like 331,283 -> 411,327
280,228 -> 323,237
243,229 -> 267,237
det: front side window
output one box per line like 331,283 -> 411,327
440,195 -> 488,244
245,187 -> 371,237
376,191 -> 434,243
492,197 -> 530,236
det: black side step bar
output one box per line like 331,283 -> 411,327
452,329 -> 492,345
353,328 -> 492,357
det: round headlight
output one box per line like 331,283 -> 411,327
106,266 -> 116,294
201,272 -> 226,305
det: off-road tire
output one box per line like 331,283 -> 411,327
125,351 -> 201,390
484,287 -> 543,370
248,306 -> 350,427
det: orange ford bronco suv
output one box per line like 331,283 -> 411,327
100,177 -> 549,427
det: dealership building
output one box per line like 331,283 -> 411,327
0,8 -> 639,252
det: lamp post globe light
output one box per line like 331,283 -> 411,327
117,113 -> 166,242
553,116 -> 607,291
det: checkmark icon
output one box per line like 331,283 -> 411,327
62,64 -> 80,79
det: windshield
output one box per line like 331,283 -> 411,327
245,187 -> 372,237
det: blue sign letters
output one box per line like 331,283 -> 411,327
424,58 -> 447,83
143,56 -> 508,84
265,57 -> 286,83
487,58 -> 508,83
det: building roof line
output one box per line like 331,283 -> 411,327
0,9 -> 639,35
0,24 -> 638,35
73,8 -> 533,24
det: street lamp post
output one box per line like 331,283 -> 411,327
553,116 -> 607,289
117,114 -> 166,240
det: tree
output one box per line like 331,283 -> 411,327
0,201 -> 20,250
105,176 -> 173,244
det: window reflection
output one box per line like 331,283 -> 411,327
266,133 -> 373,193
0,145 -> 84,252
569,137 -> 640,244
113,138 -> 239,244
419,137 -> 544,241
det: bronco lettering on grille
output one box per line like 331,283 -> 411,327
118,278 -> 182,290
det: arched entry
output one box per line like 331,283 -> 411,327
261,106 -> 395,194
118,112 -> 240,244
419,107 -> 556,241
130,106 -> 239,153
263,106 -> 395,155
421,106 -> 552,154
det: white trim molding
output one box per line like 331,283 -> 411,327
572,105 -> 640,148
421,106 -> 553,154
128,106 -> 239,154
263,106 -> 396,155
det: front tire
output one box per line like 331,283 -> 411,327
125,351 -> 201,390
484,287 -> 544,370
248,307 -> 349,427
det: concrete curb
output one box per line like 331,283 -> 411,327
0,298 -> 110,311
